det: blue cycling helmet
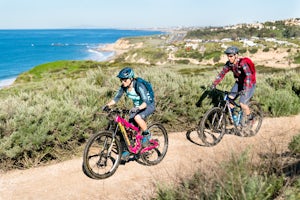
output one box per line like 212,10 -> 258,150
117,67 -> 134,79
224,46 -> 239,54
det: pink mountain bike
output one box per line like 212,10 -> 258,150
82,108 -> 168,179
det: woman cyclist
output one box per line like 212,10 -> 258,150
104,67 -> 155,161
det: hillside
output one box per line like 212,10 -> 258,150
101,18 -> 300,69
102,37 -> 300,68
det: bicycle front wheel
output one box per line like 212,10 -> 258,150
82,131 -> 122,179
140,123 -> 168,166
198,107 -> 226,146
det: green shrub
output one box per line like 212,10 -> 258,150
203,51 -> 221,61
258,72 -> 300,116
0,75 -> 109,170
175,59 -> 190,64
215,152 -> 284,200
294,54 -> 300,64
281,178 -> 300,199
129,47 -> 168,63
264,89 -> 300,116
213,54 -> 221,63
154,152 -> 285,200
15,60 -> 102,83
175,48 -> 202,60
249,48 -> 258,54
239,48 -> 247,54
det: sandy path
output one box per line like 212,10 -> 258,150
1,114 -> 300,200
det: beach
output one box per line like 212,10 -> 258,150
0,77 -> 17,89
99,38 -> 132,58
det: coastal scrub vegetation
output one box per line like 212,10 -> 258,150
0,60 -> 299,169
15,60 -> 102,83
153,151 -> 300,200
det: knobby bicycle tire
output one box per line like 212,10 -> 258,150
198,107 -> 226,146
139,123 -> 168,166
82,131 -> 122,179
82,162 -> 94,179
239,101 -> 263,137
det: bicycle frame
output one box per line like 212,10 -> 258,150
221,91 -> 243,126
111,111 -> 159,154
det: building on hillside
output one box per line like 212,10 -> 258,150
240,39 -> 257,47
221,38 -> 232,42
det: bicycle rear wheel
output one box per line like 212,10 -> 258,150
198,107 -> 226,146
82,131 -> 122,179
139,123 -> 168,166
240,101 -> 263,136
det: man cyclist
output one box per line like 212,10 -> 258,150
211,46 -> 256,123
104,67 -> 155,161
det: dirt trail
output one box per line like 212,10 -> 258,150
1,114 -> 300,200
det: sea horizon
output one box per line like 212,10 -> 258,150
0,28 -> 163,88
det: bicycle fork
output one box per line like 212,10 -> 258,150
98,134 -> 116,167
99,124 -> 126,164
212,109 -> 224,131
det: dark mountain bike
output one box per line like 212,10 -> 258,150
198,88 -> 263,146
82,108 -> 168,179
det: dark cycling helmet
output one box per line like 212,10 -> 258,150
224,46 -> 239,54
117,67 -> 134,79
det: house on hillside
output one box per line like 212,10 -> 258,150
240,39 -> 257,47
221,38 -> 232,42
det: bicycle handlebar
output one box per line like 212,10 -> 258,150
212,88 -> 244,95
103,107 -> 130,115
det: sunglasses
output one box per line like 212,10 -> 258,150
120,78 -> 128,82
227,54 -> 235,58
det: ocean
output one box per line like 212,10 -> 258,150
0,29 -> 163,88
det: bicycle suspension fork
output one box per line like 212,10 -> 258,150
103,123 -> 129,157
225,102 -> 234,122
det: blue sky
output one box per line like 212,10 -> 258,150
0,0 -> 299,29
